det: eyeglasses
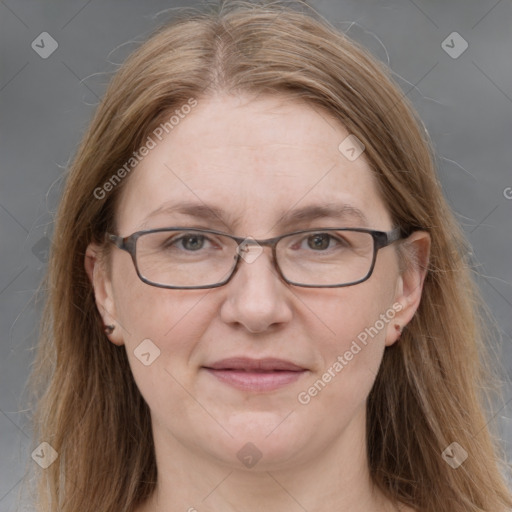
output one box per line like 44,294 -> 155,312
105,226 -> 403,289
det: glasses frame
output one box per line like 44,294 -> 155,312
105,226 -> 403,289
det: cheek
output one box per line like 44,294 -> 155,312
114,285 -> 217,429
112,251 -> 208,341
301,281 -> 396,403
312,280 -> 394,350
111,263 -> 213,387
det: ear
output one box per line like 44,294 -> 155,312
84,243 -> 124,346
385,230 -> 431,347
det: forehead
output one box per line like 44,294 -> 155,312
115,94 -> 391,236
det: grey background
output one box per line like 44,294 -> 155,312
1,0 -> 511,510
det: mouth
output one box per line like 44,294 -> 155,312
202,357 -> 308,392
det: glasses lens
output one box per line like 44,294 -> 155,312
135,230 -> 238,287
277,229 -> 375,286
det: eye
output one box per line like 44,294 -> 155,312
307,233 -> 332,250
297,232 -> 350,251
177,234 -> 207,251
161,232 -> 217,252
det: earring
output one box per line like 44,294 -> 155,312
104,324 -> 115,335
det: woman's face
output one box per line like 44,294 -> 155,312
87,94 -> 424,471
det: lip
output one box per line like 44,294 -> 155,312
202,357 -> 308,392
205,357 -> 306,372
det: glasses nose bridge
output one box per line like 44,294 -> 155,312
230,234 -> 281,276
234,234 -> 281,257
233,231 -> 279,244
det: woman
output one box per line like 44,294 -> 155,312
24,1 -> 512,511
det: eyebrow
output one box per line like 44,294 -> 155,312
140,200 -> 370,230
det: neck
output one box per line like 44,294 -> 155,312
137,406 -> 396,512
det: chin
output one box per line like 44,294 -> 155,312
209,412 -> 313,469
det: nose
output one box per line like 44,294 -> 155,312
219,245 -> 293,333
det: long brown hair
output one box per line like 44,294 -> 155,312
20,1 -> 512,511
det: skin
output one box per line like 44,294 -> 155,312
85,93 -> 429,512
